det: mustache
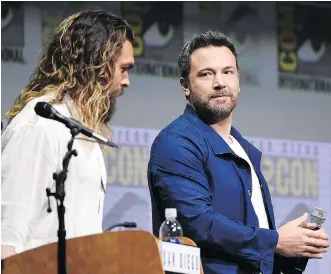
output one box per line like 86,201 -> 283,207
209,90 -> 232,99
118,88 -> 124,96
109,88 -> 124,101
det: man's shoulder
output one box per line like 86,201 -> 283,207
156,115 -> 205,144
150,115 -> 209,161
2,95 -> 71,141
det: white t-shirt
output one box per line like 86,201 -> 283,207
228,136 -> 270,229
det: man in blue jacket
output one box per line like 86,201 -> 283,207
147,31 -> 329,274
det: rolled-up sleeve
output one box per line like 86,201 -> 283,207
1,122 -> 59,252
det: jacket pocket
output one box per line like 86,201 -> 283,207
212,184 -> 244,222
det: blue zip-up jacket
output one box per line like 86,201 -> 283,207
148,104 -> 295,274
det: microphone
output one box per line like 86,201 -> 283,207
105,222 -> 137,232
292,207 -> 327,273
34,102 -> 117,148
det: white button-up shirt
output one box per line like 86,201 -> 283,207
1,92 -> 107,253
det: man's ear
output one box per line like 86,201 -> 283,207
180,77 -> 190,97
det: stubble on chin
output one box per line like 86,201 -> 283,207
189,91 -> 237,124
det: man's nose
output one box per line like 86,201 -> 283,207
121,73 -> 130,88
212,73 -> 226,90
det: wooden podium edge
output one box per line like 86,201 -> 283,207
1,231 -> 203,274
1,230 -> 164,274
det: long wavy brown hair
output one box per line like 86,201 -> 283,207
6,10 -> 134,134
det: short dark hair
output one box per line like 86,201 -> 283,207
177,30 -> 239,80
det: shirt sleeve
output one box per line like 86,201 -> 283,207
148,128 -> 279,273
1,122 -> 59,253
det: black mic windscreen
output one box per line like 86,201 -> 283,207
34,102 -> 53,118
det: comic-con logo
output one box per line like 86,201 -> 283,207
278,4 -> 331,92
223,4 -> 259,54
1,2 -> 25,63
122,2 -> 182,58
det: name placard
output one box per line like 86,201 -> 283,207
159,241 -> 200,274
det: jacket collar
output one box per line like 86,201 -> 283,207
183,104 -> 262,168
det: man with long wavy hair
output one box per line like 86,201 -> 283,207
1,10 -> 134,259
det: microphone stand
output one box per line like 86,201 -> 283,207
46,127 -> 80,274
105,222 -> 137,232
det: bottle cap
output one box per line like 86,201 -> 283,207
165,208 -> 177,219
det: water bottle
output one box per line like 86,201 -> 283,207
159,208 -> 183,244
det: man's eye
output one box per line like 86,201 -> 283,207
225,70 -> 234,74
200,71 -> 212,77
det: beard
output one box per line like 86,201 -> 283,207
104,88 -> 123,124
188,87 -> 238,125
104,97 -> 117,123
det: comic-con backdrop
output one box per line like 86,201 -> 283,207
2,2 -> 331,274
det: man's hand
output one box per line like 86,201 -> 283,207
1,245 -> 17,259
276,213 -> 329,258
